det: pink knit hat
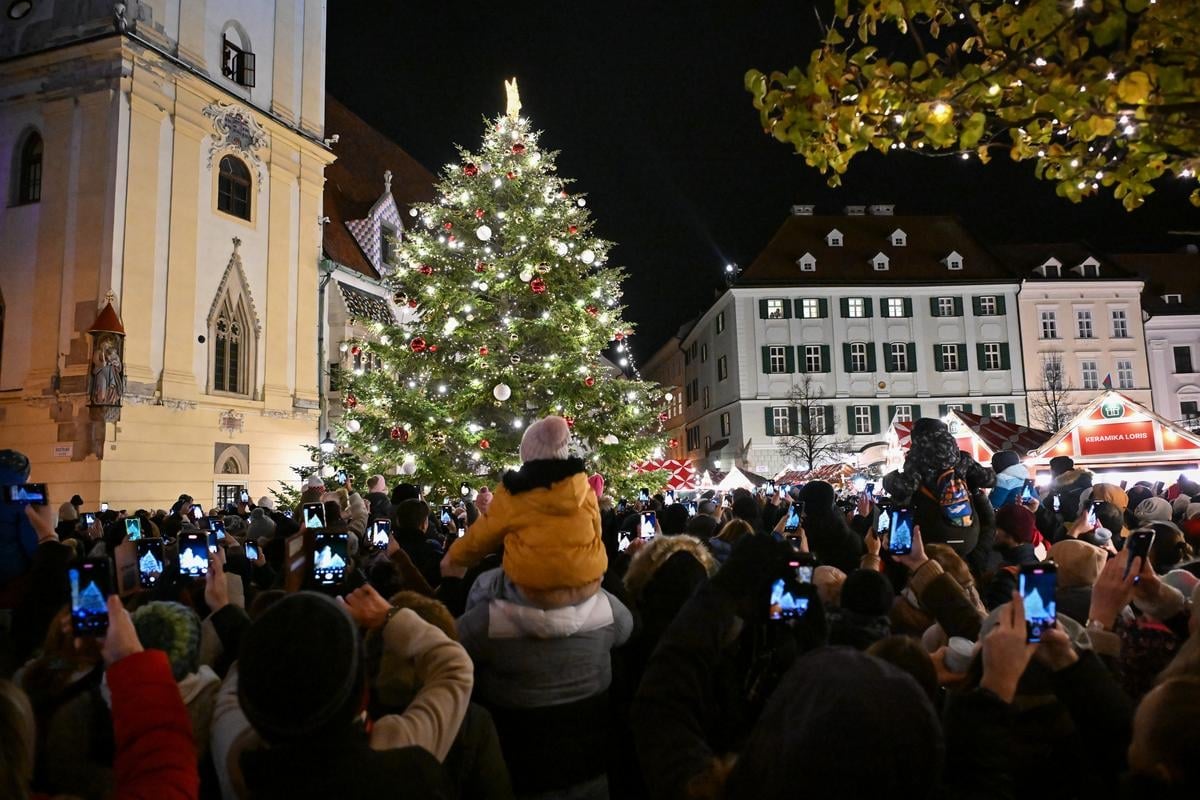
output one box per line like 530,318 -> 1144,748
519,415 -> 571,462
587,473 -> 605,499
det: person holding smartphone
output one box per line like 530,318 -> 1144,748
981,504 -> 1045,610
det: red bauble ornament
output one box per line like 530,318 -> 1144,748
350,345 -> 361,356
564,416 -> 575,429
614,333 -> 624,341
475,208 -> 485,219
407,299 -> 419,309
512,143 -> 526,154
669,438 -> 679,448
479,439 -> 490,450
447,234 -> 456,243
585,305 -> 598,316
479,346 -> 489,356
584,376 -> 595,387
568,225 -> 578,235
474,261 -> 488,273
428,345 -> 439,352
506,170 -> 516,180
409,337 -> 427,353
560,190 -> 568,198
658,412 -> 669,422
443,221 -> 453,230
390,425 -> 409,442
344,393 -> 358,409
463,163 -> 479,177
530,277 -> 547,294
419,264 -> 433,276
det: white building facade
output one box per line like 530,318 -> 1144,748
680,208 -> 1028,475
641,326 -> 688,461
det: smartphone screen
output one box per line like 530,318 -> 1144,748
179,532 -> 209,578
440,505 -> 453,526
618,532 -> 632,552
686,501 -> 697,517
778,485 -> 787,497
769,577 -> 809,621
7,482 -> 48,505
889,508 -> 914,555
124,517 -> 142,541
865,482 -> 875,499
100,502 -> 109,512
784,505 -> 801,532
136,539 -> 164,588
1086,502 -> 1098,529
1020,479 -> 1036,503
371,519 -> 391,550
301,503 -> 327,530
211,519 -> 227,541
240,491 -> 250,504
789,558 -> 814,584
312,532 -> 348,587
1052,494 -> 1061,512
639,512 -> 657,539
70,560 -> 111,636
189,504 -> 204,521
1020,564 -> 1057,643
83,512 -> 96,526
244,541 -> 259,561
638,489 -> 650,503
876,509 -> 891,533
1125,529 -> 1155,577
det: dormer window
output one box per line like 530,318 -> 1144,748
826,228 -> 843,247
796,252 -> 816,272
1034,257 -> 1062,278
1164,293 -> 1183,304
872,252 -> 890,271
1072,256 -> 1101,278
890,228 -> 907,247
943,251 -> 964,271
380,223 -> 399,267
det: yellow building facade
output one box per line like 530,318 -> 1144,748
0,1 -> 333,510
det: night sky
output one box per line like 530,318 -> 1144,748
326,1 -> 1200,362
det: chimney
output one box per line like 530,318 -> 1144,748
868,204 -> 895,216
790,204 -> 815,216
843,205 -> 866,216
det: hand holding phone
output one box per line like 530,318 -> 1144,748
783,505 -> 801,533
639,512 -> 657,540
301,502 -> 327,530
136,539 -> 165,588
768,576 -> 809,621
179,532 -> 209,577
313,532 -> 349,587
70,559 -> 112,636
888,508 -> 914,555
6,483 -> 48,505
370,520 -> 391,550
124,517 -> 143,541
1020,564 -> 1057,643
1124,529 -> 1155,579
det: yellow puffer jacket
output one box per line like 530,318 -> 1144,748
447,471 -> 606,591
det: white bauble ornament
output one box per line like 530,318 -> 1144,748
346,419 -> 361,433
443,317 -> 460,335
492,383 -> 512,401
555,242 -> 569,256
320,464 -> 335,477
400,458 -> 417,476
519,269 -> 533,282
602,434 -> 620,445
476,225 -> 493,241
580,249 -> 596,265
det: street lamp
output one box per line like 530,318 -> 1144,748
320,432 -> 336,455
713,459 -> 722,470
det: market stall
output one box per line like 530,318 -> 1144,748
773,463 -> 857,489
885,411 -> 1052,472
631,458 -> 697,492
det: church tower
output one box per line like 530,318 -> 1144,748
0,1 -> 334,509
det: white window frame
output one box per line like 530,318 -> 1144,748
800,298 -> 821,318
716,311 -> 726,334
772,407 -> 791,435
1117,359 -> 1134,389
1040,310 -> 1058,339
887,298 -> 905,317
1081,359 -> 1099,390
853,406 -> 872,435
720,412 -> 731,436
1042,353 -> 1064,389
1111,308 -> 1129,338
872,253 -> 890,271
940,344 -> 960,372
768,346 -> 787,374
1076,309 -> 1095,339
979,296 -> 997,315
890,342 -> 909,372
987,403 -> 1008,420
937,297 -> 955,317
766,299 -> 786,319
703,385 -> 710,409
847,298 -> 866,318
804,345 -> 823,373
892,405 -> 913,423
717,355 -> 728,381
983,342 -> 1002,370
850,342 -> 868,372
700,343 -> 708,363
797,253 -> 816,272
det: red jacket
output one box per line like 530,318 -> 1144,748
108,649 -> 199,800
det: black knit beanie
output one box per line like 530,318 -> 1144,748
237,592 -> 363,743
991,450 -> 1020,474
799,480 -> 836,512
840,569 -> 895,617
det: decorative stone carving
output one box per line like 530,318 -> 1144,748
203,102 -> 268,190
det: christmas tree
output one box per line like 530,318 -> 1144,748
336,81 -> 665,495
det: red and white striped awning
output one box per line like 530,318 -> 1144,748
632,458 -> 697,491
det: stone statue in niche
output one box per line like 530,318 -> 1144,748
87,297 -> 127,423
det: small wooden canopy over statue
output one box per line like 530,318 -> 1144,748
88,292 -> 126,423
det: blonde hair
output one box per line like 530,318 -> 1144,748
0,681 -> 35,800
714,518 -> 754,544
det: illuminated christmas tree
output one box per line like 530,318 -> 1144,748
336,80 -> 665,494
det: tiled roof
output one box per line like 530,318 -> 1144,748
993,243 -> 1138,281
337,282 -> 395,326
322,95 -> 437,278
1112,252 -> 1200,316
737,214 -> 1011,286
950,410 -> 1053,456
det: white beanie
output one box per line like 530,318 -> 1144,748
257,496 -> 275,511
1188,503 -> 1200,520
519,415 -> 571,462
1171,495 -> 1192,518
304,474 -> 325,490
1134,496 -> 1173,523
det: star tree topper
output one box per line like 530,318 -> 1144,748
504,77 -> 522,119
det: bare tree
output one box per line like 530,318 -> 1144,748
778,374 -> 854,470
1030,359 -> 1082,433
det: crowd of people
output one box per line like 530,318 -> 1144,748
1,413 -> 1199,799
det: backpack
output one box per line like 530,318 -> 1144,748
920,467 -> 974,527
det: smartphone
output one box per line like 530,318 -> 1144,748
440,505 -> 453,526
638,488 -> 650,503
83,512 -> 96,526
664,490 -> 675,506
865,482 -> 876,499
784,505 -> 801,533
639,512 -> 657,539
788,557 -> 814,584
69,559 -> 111,636
301,502 -> 327,530
179,532 -> 209,577
124,517 -> 143,541
1086,502 -> 1098,529
370,519 -> 391,550
618,532 -> 633,553
283,509 -> 294,519
211,519 -> 227,541
312,532 -> 349,587
1019,563 -> 1057,643
336,470 -> 347,484
722,496 -> 731,509
1052,494 -> 1061,512
1125,529 -> 1156,578
5,482 -> 48,505
240,490 -> 250,504
244,540 -> 259,561
136,539 -> 165,588
189,504 -> 204,521
768,577 -> 809,621
686,501 -> 697,517
100,502 -> 109,512
889,507 -> 914,555
1154,481 -> 1165,496
1020,479 -> 1036,503
876,508 -> 891,533
765,481 -> 776,495
778,484 -> 787,497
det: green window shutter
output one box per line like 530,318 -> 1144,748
1000,342 -> 1012,370
906,342 -> 917,372
880,301 -> 889,318
883,342 -> 896,372
903,298 -> 913,317
788,407 -> 799,432
976,343 -> 987,370
887,404 -> 897,422
781,299 -> 793,319
764,407 -> 775,436
792,299 -> 802,318
930,297 -> 941,317
842,342 -> 852,371
933,344 -> 944,372
866,342 -> 877,372
799,406 -> 811,434
958,343 -> 969,370
820,344 -> 831,373
846,406 -> 856,433
785,347 -> 796,372
938,404 -> 948,416
761,346 -> 771,374
863,298 -> 874,318
911,404 -> 922,420
1005,402 -> 1016,422
996,295 -> 1007,315
870,406 -> 881,434
963,404 -> 973,414
818,298 -> 828,318
797,346 -> 808,374
971,296 -> 983,316
839,297 -> 850,317
952,297 -> 964,316
824,406 -> 834,433
759,299 -> 769,319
